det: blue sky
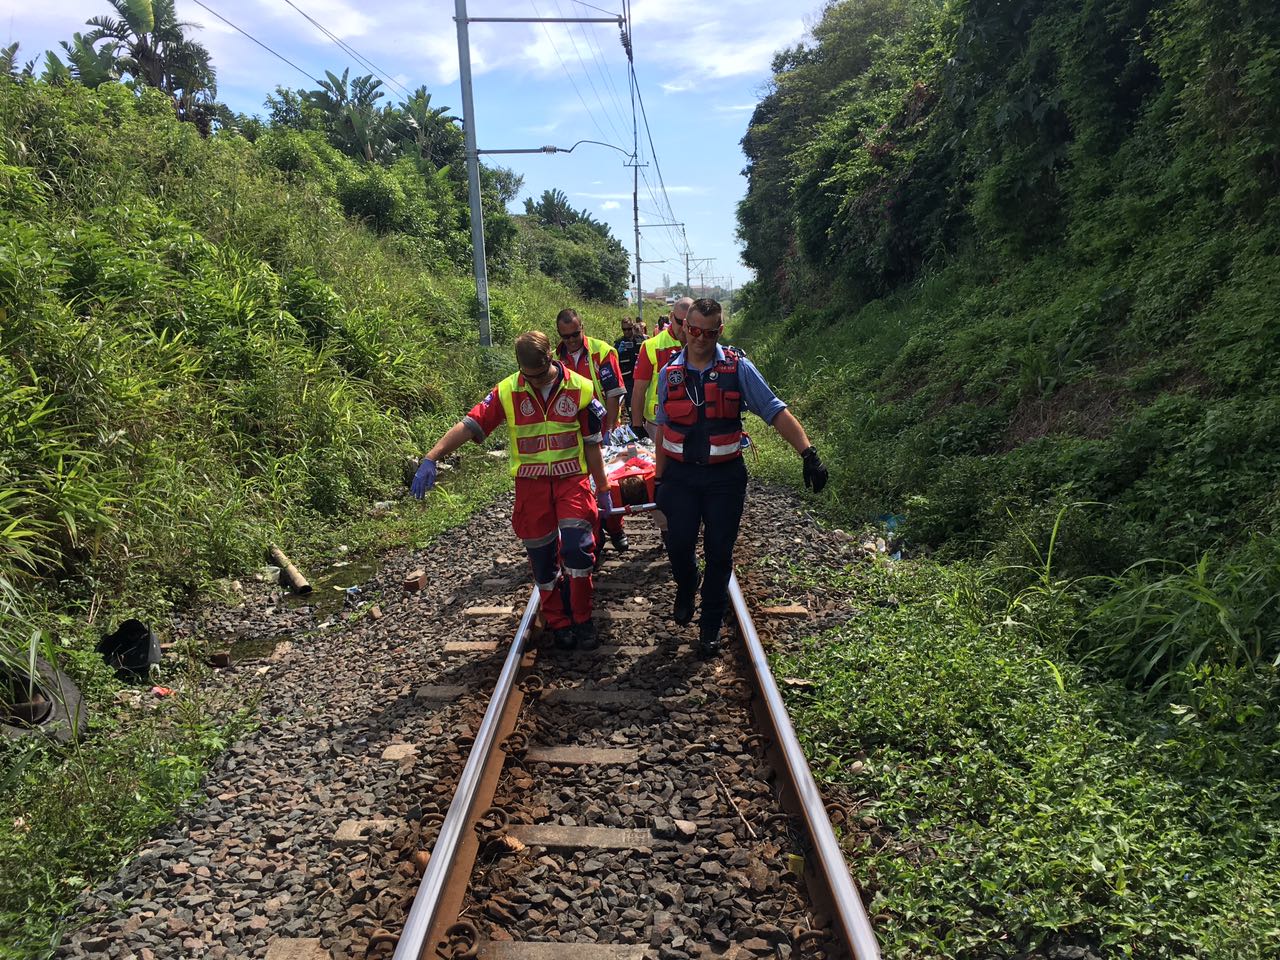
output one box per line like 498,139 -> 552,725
6,1 -> 827,291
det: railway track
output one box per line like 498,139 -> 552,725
55,487 -> 878,960
356,521 -> 880,960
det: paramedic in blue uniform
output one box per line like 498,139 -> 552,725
653,298 -> 829,657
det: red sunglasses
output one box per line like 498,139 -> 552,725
685,324 -> 722,340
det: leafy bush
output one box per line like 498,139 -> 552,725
773,556 -> 1280,959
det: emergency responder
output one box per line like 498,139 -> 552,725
556,309 -> 626,434
410,331 -> 612,651
654,298 -> 829,657
556,308 -> 630,553
614,317 -> 646,414
630,296 -> 690,441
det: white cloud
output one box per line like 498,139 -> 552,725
259,0 -> 376,41
602,200 -> 621,210
715,103 -> 757,113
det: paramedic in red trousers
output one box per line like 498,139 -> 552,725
654,299 -> 829,657
555,308 -> 630,553
410,331 -> 612,651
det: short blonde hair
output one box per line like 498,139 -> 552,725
515,330 -> 552,368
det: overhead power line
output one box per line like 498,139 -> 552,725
189,0 -> 320,84
555,0 -> 632,146
617,0 -> 688,260
566,0 -> 621,14
279,0 -> 414,99
531,0 -> 628,151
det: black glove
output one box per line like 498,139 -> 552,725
802,446 -> 828,494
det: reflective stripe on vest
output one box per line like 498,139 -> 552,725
642,329 -> 682,421
496,366 -> 593,479
659,350 -> 744,465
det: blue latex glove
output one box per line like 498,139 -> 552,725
410,458 -> 437,499
597,488 -> 615,516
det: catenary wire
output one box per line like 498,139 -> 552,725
189,0 -> 320,84
279,0 -> 415,100
620,0 -> 690,258
556,0 -> 633,145
530,0 -> 624,150
547,0 -> 630,149
566,0 -> 623,16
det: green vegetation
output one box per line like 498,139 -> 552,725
0,3 -> 628,950
737,0 -> 1280,955
769,550 -> 1280,958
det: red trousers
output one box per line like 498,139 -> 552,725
513,475 -> 598,630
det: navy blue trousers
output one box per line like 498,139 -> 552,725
655,458 -> 748,640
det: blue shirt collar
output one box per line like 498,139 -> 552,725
673,343 -> 725,373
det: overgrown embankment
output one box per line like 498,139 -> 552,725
0,77 -> 621,955
736,0 -> 1280,956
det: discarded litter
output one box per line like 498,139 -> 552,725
97,619 -> 160,681
151,686 -> 174,698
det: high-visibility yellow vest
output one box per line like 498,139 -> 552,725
640,328 -> 682,421
560,336 -> 618,405
496,366 -> 594,479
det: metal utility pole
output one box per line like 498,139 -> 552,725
633,163 -> 641,323
638,220 -> 682,305
625,156 -> 655,324
454,0 -> 489,345
683,253 -> 714,291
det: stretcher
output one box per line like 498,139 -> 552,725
599,429 -> 658,516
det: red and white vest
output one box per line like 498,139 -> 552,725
660,350 -> 744,465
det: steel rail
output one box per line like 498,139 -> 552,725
392,588 -> 541,960
728,573 -> 882,960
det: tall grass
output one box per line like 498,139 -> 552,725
1085,538 -> 1280,692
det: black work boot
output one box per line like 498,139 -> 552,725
672,576 -> 699,626
572,619 -> 600,651
696,622 -> 722,658
552,626 -> 576,650
609,529 -> 630,552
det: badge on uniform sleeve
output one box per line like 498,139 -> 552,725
668,368 -> 684,387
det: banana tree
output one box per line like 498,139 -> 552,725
58,33 -> 121,88
401,86 -> 462,170
307,69 -> 396,163
83,0 -> 216,109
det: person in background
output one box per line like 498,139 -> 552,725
614,317 -> 646,416
556,308 -> 630,552
410,331 -> 612,651
654,298 -> 829,657
630,297 -> 690,441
